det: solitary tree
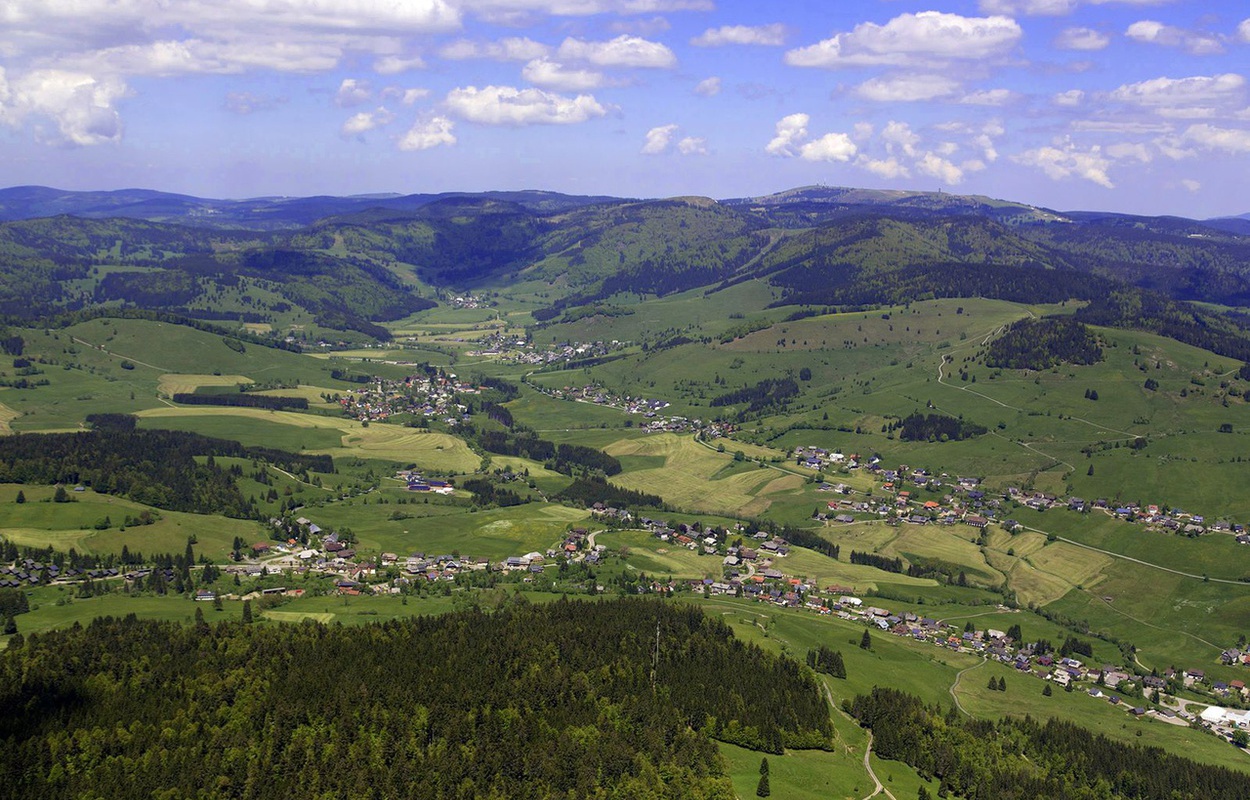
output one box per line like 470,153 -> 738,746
14,490 -> 24,504
242,599 -> 254,624
860,629 -> 872,650
755,773 -> 770,798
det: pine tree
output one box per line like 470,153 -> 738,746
242,599 -> 253,624
860,629 -> 872,650
1043,683 -> 1053,697
14,490 -> 24,504
756,773 -> 770,797
759,757 -> 769,776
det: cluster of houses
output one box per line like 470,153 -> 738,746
0,560 -> 122,587
445,293 -> 492,310
799,449 -> 1244,538
467,335 -> 624,366
338,371 -> 479,425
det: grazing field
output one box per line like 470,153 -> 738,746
603,433 -> 804,517
0,484 -> 264,558
134,407 -> 482,472
304,500 -> 588,560
157,374 -> 254,397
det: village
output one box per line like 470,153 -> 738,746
467,333 -> 625,367
793,444 -> 1245,538
338,369 -> 479,425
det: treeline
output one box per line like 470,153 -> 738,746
555,475 -> 665,510
461,477 -> 526,508
985,316 -> 1103,370
0,599 -> 831,798
847,686 -> 1250,799
771,262 -> 1114,309
899,412 -> 987,442
806,645 -> 847,679
467,426 -> 623,476
710,377 -> 800,414
25,307 -> 303,352
1074,288 -> 1250,363
172,392 -> 309,410
767,260 -> 1250,367
0,428 -> 331,518
850,551 -> 904,574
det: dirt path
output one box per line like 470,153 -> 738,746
71,336 -> 169,372
820,680 -> 895,800
949,654 -> 988,717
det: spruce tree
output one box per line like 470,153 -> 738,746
242,599 -> 253,624
860,629 -> 872,650
756,773 -> 770,797
14,490 -> 24,504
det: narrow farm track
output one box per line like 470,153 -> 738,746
71,336 -> 169,372
821,680 -> 895,800
948,654 -> 988,717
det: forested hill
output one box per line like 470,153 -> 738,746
0,599 -> 830,800
4,184 -> 1250,345
849,687 -> 1250,799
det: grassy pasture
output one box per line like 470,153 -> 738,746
304,500 -> 589,560
134,407 -> 482,472
157,373 -> 253,396
0,484 -> 263,558
604,434 -> 787,516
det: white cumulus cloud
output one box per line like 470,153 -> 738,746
979,0 -> 1075,15
677,136 -> 707,155
557,35 -> 676,68
881,121 -> 920,157
785,11 -> 1021,69
916,152 -> 964,184
522,58 -> 604,91
694,76 -> 721,96
1126,20 -> 1223,56
0,68 -> 128,145
398,115 -> 456,150
960,89 -> 1015,106
374,55 -> 427,74
691,24 -> 786,47
1053,89 -> 1085,106
641,123 -> 678,154
765,113 -> 809,157
800,132 -> 857,162
445,85 -> 607,126
1182,123 -> 1250,153
1110,73 -> 1245,110
1013,139 -> 1114,188
439,37 -> 551,62
856,74 -> 960,103
335,78 -> 372,107
341,106 -> 395,136
858,156 -> 910,179
1055,27 -> 1110,51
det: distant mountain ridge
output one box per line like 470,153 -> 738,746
1,183 -> 1245,234
0,186 -> 626,230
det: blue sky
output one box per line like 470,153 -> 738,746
2,1 -> 1249,216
